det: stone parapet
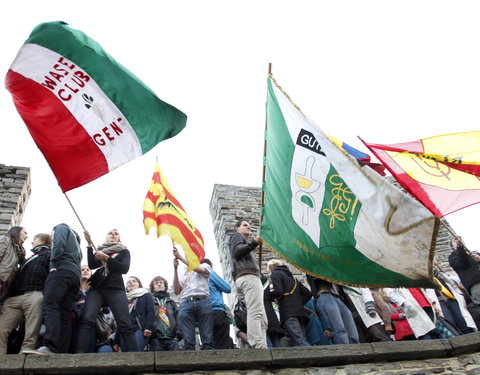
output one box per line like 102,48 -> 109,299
2,333 -> 480,374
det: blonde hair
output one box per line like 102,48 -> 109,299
267,259 -> 283,272
106,228 -> 121,243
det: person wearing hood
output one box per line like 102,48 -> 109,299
268,259 -> 312,347
0,233 -> 51,354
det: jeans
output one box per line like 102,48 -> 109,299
440,299 -> 473,334
178,298 -> 214,350
282,317 -> 310,347
135,329 -> 149,351
42,270 -> 80,353
76,288 -> 138,352
235,274 -> 268,348
150,337 -> 179,351
316,293 -> 359,344
267,332 -> 282,348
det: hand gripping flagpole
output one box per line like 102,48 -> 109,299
258,63 -> 272,271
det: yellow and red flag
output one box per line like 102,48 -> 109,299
362,131 -> 480,217
143,163 -> 205,270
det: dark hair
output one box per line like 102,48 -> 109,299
202,258 -> 212,267
126,276 -> 143,292
34,233 -> 52,248
149,276 -> 169,292
7,226 -> 24,244
234,219 -> 244,229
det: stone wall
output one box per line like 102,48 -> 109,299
0,164 -> 31,235
2,332 -> 480,374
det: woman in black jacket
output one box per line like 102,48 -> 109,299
123,276 -> 155,351
75,229 -> 138,352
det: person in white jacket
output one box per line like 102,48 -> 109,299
384,288 -> 436,339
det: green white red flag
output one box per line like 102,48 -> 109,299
143,163 -> 205,271
260,76 -> 439,287
362,132 -> 480,217
5,21 -> 186,192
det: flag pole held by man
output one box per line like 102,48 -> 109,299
260,75 -> 439,288
5,21 -> 187,192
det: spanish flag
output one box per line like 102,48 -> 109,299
143,163 -> 204,270
363,132 -> 480,217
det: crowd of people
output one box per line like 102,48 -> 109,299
0,219 -> 478,355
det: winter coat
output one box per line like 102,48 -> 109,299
50,224 -> 82,279
270,265 -> 312,324
130,292 -> 156,332
0,236 -> 21,283
87,247 -> 130,290
10,245 -> 50,296
261,275 -> 283,335
229,232 -> 260,280
449,245 -> 480,292
152,291 -> 179,339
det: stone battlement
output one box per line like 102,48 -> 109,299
1,333 -> 480,374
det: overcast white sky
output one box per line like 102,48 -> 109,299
1,1 -> 480,288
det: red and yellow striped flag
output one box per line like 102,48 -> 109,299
363,131 -> 480,217
143,163 -> 204,270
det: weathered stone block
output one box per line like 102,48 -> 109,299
0,354 -> 25,375
270,344 -> 375,368
155,348 -> 272,372
23,352 -> 154,375
450,332 -> 480,356
371,340 -> 452,362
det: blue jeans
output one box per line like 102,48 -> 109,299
178,298 -> 214,350
150,337 -> 179,351
282,317 -> 310,347
42,270 -> 80,353
76,288 -> 138,352
440,299 -> 473,334
316,293 -> 359,344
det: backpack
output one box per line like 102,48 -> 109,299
233,299 -> 247,332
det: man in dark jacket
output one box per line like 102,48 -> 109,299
0,233 -> 51,354
268,259 -> 312,346
229,219 -> 267,348
449,235 -> 480,304
29,224 -> 82,354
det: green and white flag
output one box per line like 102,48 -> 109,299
260,77 -> 439,287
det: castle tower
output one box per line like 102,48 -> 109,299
0,164 -> 31,235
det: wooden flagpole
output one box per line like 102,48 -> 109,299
258,63 -> 272,271
63,192 -> 99,253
